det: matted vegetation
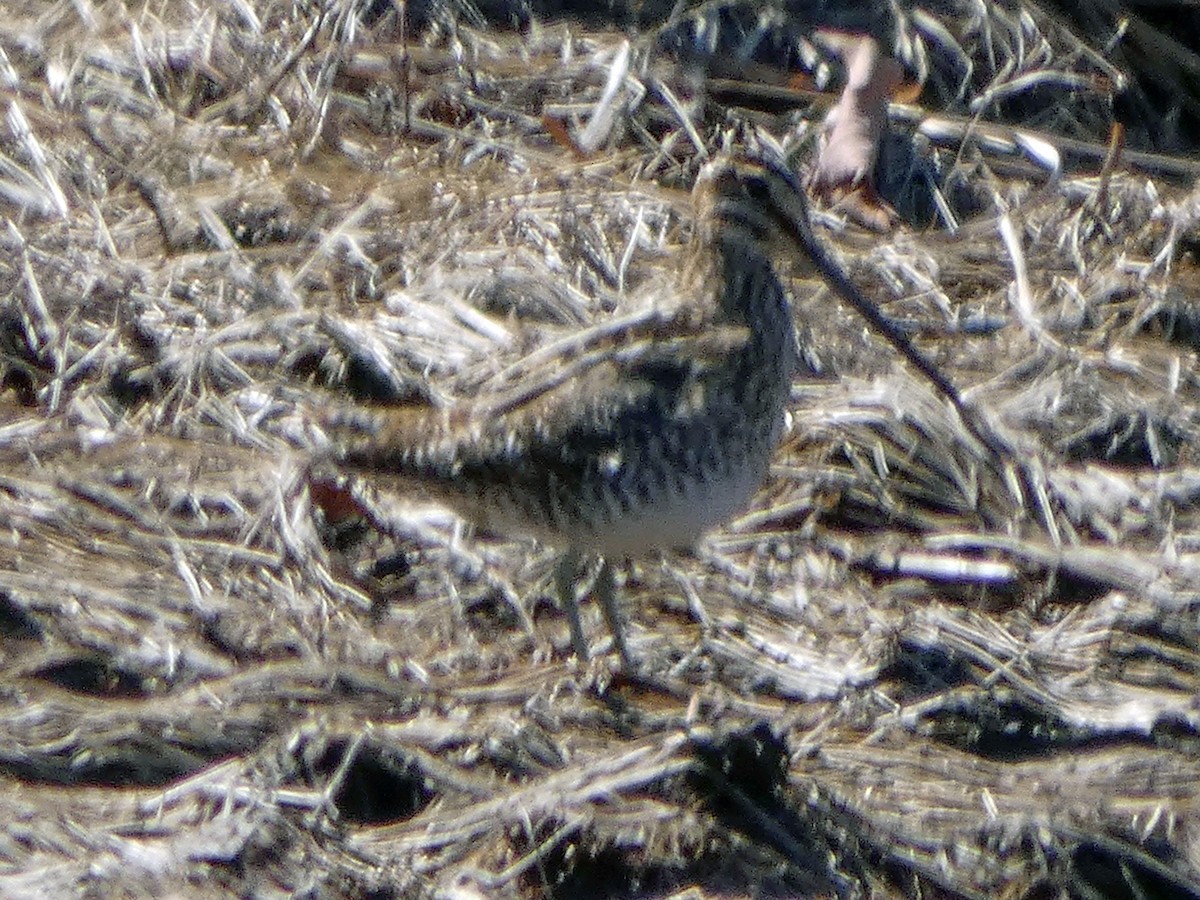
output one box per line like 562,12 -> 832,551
1,0 -> 1200,896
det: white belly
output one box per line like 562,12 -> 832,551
575,463 -> 764,557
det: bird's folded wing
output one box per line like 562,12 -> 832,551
314,320 -> 753,485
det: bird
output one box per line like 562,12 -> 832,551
309,147 -> 967,670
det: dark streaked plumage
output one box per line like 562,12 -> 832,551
313,153 -> 849,668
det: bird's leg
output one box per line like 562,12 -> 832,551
554,548 -> 590,662
595,559 -> 633,671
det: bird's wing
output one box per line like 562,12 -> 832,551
315,319 -> 752,484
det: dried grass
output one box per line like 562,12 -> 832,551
1,0 -> 1199,897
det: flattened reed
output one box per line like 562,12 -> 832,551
1,0 -> 1199,896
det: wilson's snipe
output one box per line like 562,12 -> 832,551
313,149 -> 958,669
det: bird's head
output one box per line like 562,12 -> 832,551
693,148 -> 819,265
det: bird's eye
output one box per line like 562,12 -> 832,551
742,176 -> 772,205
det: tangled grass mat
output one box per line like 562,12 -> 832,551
1,1 -> 1200,896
